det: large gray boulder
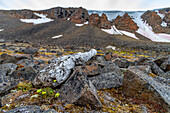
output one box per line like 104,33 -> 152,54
122,66 -> 170,111
58,67 -> 102,107
87,61 -> 123,89
33,49 -> 97,87
0,63 -> 18,96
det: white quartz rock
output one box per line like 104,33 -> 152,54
33,49 -> 97,87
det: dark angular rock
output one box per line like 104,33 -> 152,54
5,105 -> 55,113
0,63 -> 18,96
160,56 -> 170,72
82,61 -> 123,89
13,66 -> 37,81
0,53 -> 32,64
88,72 -> 123,89
89,13 -> 111,29
58,67 -> 102,107
122,66 -> 170,111
20,47 -> 38,54
143,60 -> 165,76
112,58 -> 133,68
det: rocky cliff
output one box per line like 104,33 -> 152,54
89,13 -> 111,29
141,10 -> 170,33
114,13 -> 139,33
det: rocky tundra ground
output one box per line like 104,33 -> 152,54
0,41 -> 169,113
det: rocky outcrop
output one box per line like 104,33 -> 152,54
141,10 -> 170,33
114,13 -> 139,33
89,13 -> 111,29
3,9 -> 39,19
3,7 -> 89,24
163,12 -> 170,28
33,49 -> 97,87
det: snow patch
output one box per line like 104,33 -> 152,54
155,10 -> 164,19
20,12 -> 53,25
132,13 -> 170,42
119,30 -> 139,40
161,21 -> 168,27
75,21 -> 89,26
0,29 -> 4,32
106,46 -> 116,50
155,10 -> 167,27
101,26 -> 122,35
52,35 -> 63,39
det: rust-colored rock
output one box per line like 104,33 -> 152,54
89,13 -> 111,29
141,10 -> 170,33
114,13 -> 139,33
89,14 -> 100,27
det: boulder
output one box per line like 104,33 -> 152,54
82,61 -> 123,89
122,66 -> 170,111
20,47 -> 38,54
0,63 -> 18,96
136,58 -> 165,76
88,72 -> 123,89
163,71 -> 170,79
33,49 -> 97,87
58,67 -> 102,107
5,105 -> 56,113
114,13 -> 138,33
13,66 -> 37,81
0,53 -> 32,64
112,58 -> 133,68
160,56 -> 170,72
143,60 -> 165,76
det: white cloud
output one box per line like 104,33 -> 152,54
0,0 -> 169,11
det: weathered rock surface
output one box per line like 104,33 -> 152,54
89,13 -> 111,29
112,58 -> 133,68
5,105 -> 56,113
82,61 -> 123,89
141,10 -> 170,33
163,12 -> 170,28
20,47 -> 38,54
0,63 -> 18,96
33,49 -> 97,87
123,66 -> 170,110
114,13 -> 138,33
13,66 -> 37,81
58,67 -> 102,107
136,58 -> 165,76
160,56 -> 170,72
88,72 -> 123,89
0,53 -> 32,64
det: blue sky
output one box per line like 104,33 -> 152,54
0,0 -> 169,11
